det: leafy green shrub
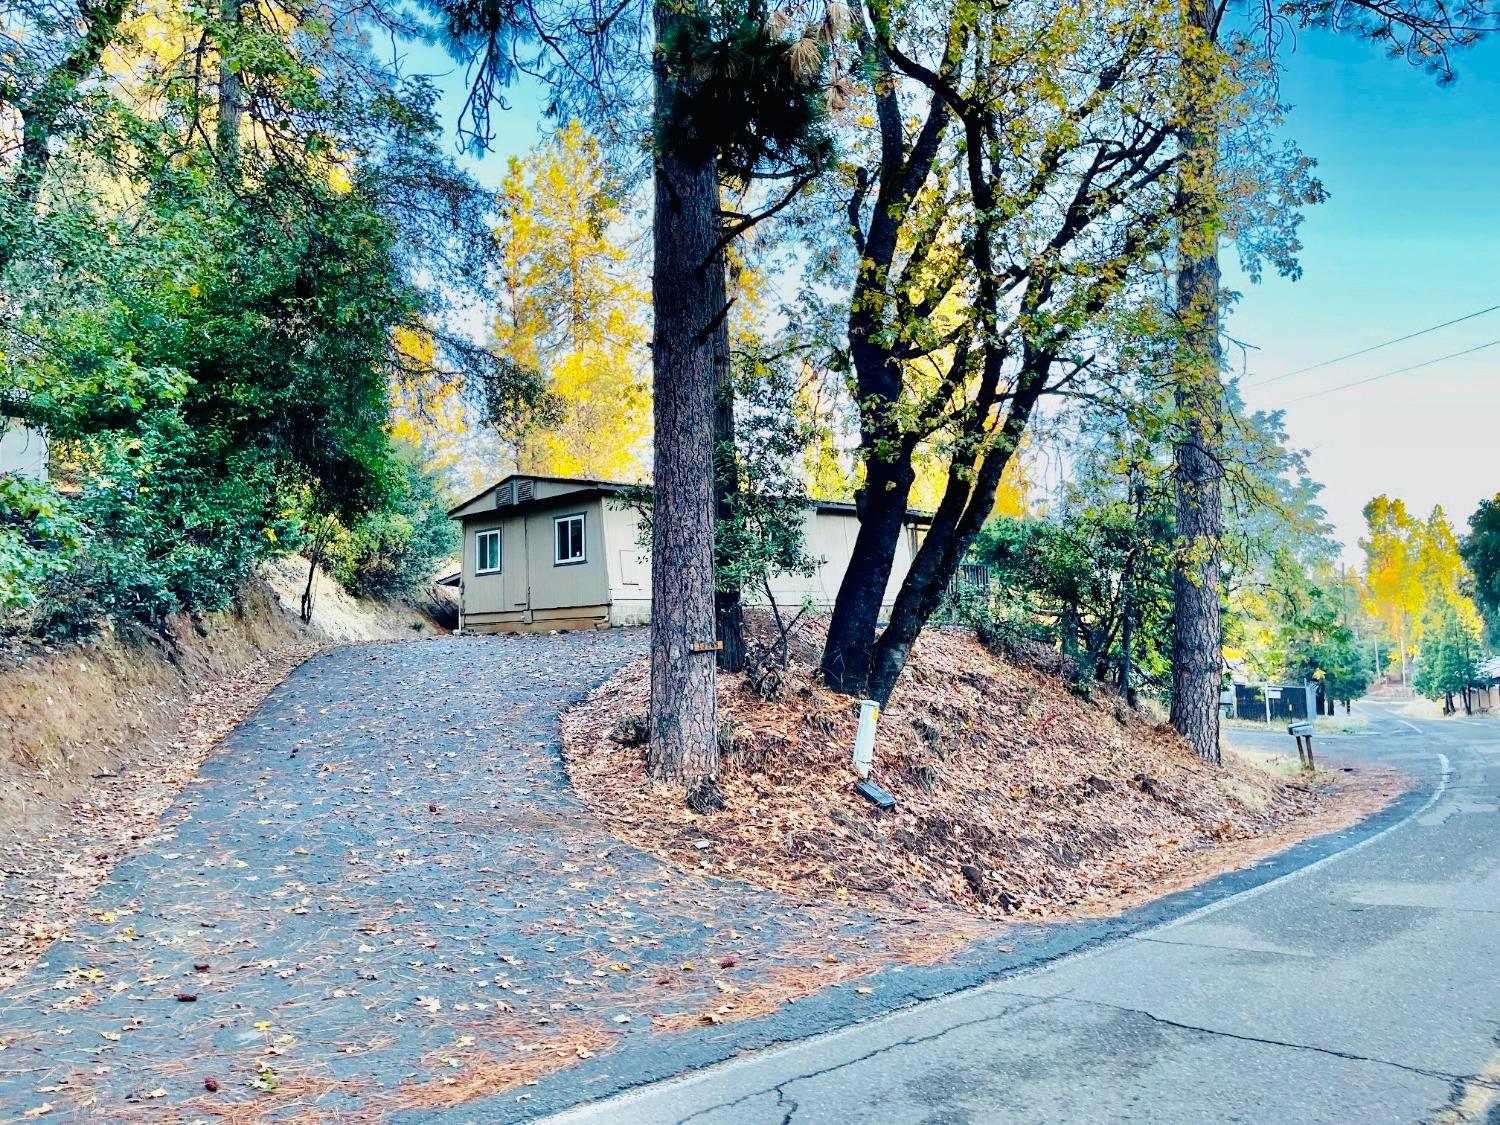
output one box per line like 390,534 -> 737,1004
326,449 -> 457,599
0,473 -> 81,612
27,420 -> 291,637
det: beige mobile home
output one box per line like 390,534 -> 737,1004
447,474 -> 929,634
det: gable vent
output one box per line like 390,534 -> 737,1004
495,482 -> 514,507
516,480 -> 535,504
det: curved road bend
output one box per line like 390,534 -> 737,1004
547,708 -> 1500,1125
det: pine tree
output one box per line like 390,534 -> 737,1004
493,122 -> 651,482
1416,604 -> 1479,715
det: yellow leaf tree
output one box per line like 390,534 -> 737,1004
493,122 -> 650,481
1359,496 -> 1481,686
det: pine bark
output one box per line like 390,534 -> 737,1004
713,316 -> 746,673
645,1 -> 722,795
1169,0 -> 1225,765
218,0 -> 245,180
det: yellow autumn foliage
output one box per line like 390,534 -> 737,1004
493,122 -> 650,482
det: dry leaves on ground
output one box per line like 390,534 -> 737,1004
565,623 -> 1403,922
0,645 -> 319,990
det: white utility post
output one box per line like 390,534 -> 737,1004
853,699 -> 880,779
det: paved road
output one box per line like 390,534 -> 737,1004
550,706 -> 1500,1125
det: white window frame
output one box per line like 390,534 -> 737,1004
475,529 -> 502,575
554,513 -> 586,566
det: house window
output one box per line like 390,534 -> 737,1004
554,513 -> 586,565
475,529 -> 501,574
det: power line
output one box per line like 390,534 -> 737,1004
1255,301 -> 1500,386
1288,336 -> 1500,403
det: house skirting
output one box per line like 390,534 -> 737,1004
462,605 -> 609,634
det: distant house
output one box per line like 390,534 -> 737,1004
0,420 -> 47,481
447,474 -> 929,634
1472,655 -> 1500,714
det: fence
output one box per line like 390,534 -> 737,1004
942,563 -> 994,623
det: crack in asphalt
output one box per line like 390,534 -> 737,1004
774,1084 -> 798,1125
1053,993 -> 1500,1090
1135,934 -> 1314,957
668,988 -> 1500,1124
675,994 -> 1055,1123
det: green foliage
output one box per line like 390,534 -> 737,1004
714,348 -> 820,603
0,473 -> 82,611
1282,601 -> 1371,711
1462,495 -> 1500,648
1415,602 -> 1480,713
326,449 -> 459,599
618,345 -> 820,609
970,478 -> 1175,690
5,176 -> 425,636
0,0 -> 540,641
657,2 -> 834,179
36,422 -> 292,638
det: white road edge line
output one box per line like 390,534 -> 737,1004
1129,751 -> 1450,940
1362,700 -> 1425,735
543,751 -> 1453,1122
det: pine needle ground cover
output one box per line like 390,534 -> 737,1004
566,626 -> 1407,921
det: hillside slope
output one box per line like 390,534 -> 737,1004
565,628 -> 1399,920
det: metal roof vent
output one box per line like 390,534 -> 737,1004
516,480 -> 535,504
495,482 -> 514,507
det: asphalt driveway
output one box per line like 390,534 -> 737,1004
1,635 -> 1472,1125
0,633 -> 970,1121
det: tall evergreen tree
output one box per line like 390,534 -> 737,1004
1167,0 -> 1496,762
1462,495 -> 1500,648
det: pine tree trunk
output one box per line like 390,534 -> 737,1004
713,301 -> 745,674
645,2 -> 722,799
1119,469 -> 1143,709
1170,0 -> 1224,766
218,0 -> 244,178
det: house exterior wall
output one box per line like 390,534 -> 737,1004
0,422 -> 47,481
526,497 -> 609,611
585,502 -> 920,624
458,496 -> 610,633
602,498 -> 650,627
452,476 -> 928,633
755,508 -> 916,612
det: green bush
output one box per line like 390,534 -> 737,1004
25,420 -> 292,638
325,449 -> 457,599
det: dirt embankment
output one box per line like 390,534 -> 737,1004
0,562 -> 447,988
566,626 -> 1406,921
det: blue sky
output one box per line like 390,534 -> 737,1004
406,28 -> 1500,559
1229,31 -> 1500,559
